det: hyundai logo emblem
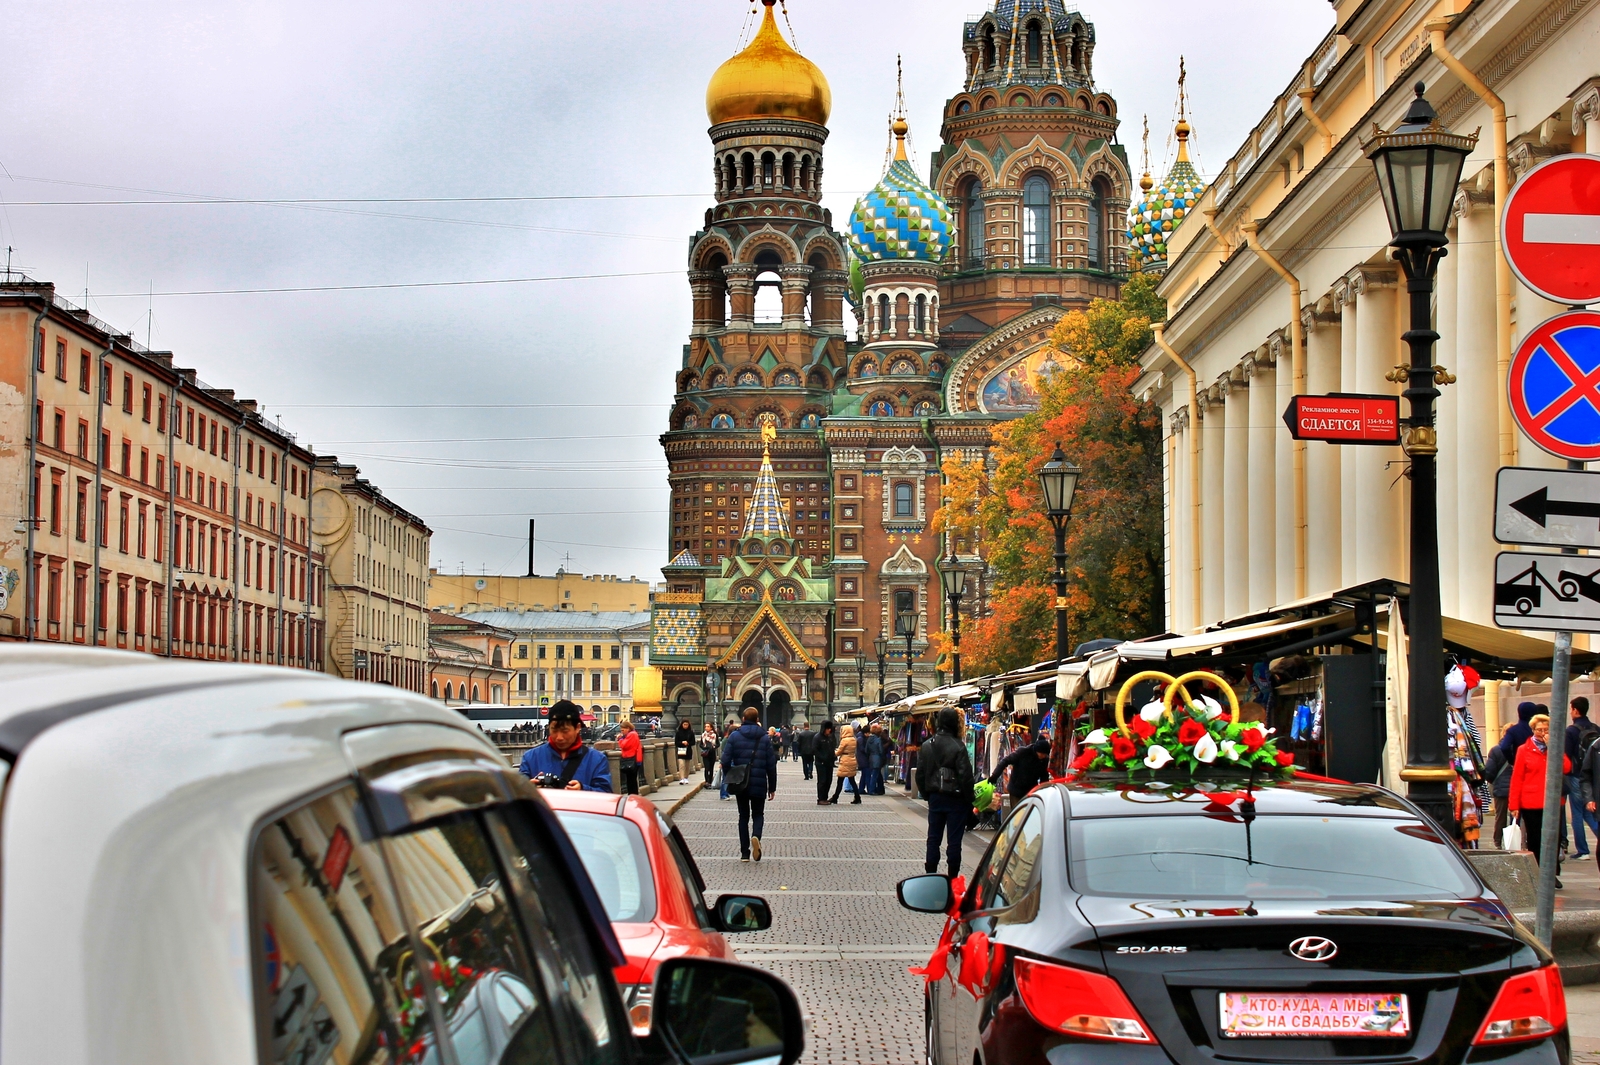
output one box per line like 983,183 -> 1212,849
1288,936 -> 1338,962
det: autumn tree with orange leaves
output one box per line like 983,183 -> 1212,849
933,273 -> 1167,676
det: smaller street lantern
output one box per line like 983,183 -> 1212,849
1038,446 -> 1081,519
940,554 -> 967,684
874,634 -> 888,704
1365,82 -> 1477,249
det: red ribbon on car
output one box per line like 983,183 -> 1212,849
908,875 -> 967,984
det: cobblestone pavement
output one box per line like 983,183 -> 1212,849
672,759 -> 987,1065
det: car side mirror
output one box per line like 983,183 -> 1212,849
648,956 -> 804,1065
714,894 -> 772,933
897,874 -> 952,914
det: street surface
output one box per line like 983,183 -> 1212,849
673,758 -> 986,1065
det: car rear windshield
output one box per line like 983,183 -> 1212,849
555,810 -> 658,923
1069,814 -> 1480,900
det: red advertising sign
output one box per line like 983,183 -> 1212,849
1502,154 -> 1600,306
1282,394 -> 1401,445
320,824 -> 353,893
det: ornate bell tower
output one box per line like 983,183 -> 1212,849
655,0 -> 847,725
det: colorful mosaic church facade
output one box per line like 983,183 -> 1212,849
652,0 -> 1132,725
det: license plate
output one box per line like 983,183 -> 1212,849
1219,992 -> 1410,1038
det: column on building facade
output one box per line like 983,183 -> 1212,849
1272,332 -> 1295,604
1337,279 -> 1359,584
1169,409 -> 1195,630
1302,301 -> 1342,596
724,264 -> 757,326
1455,188 -> 1498,625
1435,217 -> 1461,619
1352,268 -> 1401,583
1200,390 -> 1226,621
779,263 -> 814,327
1222,371 -> 1251,618
1245,350 -> 1277,612
1573,80 -> 1600,152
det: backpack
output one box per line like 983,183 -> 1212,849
724,729 -> 758,794
1577,717 -> 1600,756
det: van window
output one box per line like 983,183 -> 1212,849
251,785 -> 439,1064
383,814 -> 561,1065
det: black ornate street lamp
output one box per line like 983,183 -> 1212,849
940,553 -> 967,684
896,611 -> 918,700
854,653 -> 866,709
1037,445 -> 1082,668
874,634 -> 888,704
1364,82 -> 1475,829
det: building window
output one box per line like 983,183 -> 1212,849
515,644 -> 528,660
517,673 -> 528,692
1023,175 -> 1051,265
537,644 -> 547,659
591,672 -> 601,693
556,645 -> 565,659
631,645 -> 641,661
592,645 -> 601,659
1088,177 -> 1109,269
573,644 -> 583,660
894,482 -> 914,517
1026,20 -> 1042,65
610,645 -> 620,659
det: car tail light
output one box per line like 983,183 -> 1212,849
1473,964 -> 1566,1045
623,983 -> 653,1036
1013,956 -> 1155,1043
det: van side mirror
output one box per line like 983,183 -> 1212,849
897,874 -> 952,914
714,894 -> 772,933
648,956 -> 804,1065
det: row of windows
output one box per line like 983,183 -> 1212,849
958,174 -> 1111,268
517,671 -> 623,694
515,644 -> 639,661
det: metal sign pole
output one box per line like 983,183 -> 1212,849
1536,456 -> 1584,949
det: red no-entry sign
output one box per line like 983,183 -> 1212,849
1502,154 -> 1600,306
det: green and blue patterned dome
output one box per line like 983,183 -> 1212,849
849,122 -> 952,263
1128,121 -> 1206,273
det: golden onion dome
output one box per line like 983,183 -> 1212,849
706,0 -> 831,127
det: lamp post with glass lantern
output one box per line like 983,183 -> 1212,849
854,653 -> 866,709
940,554 -> 967,684
1364,82 -> 1475,828
896,612 -> 918,700
874,635 -> 888,704
1037,446 -> 1082,667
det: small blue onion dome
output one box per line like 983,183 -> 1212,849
849,120 -> 951,263
1128,122 -> 1206,273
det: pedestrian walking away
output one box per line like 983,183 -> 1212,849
830,723 -> 862,804
795,720 -> 816,779
698,721 -> 719,785
864,722 -> 886,794
719,717 -> 742,800
721,700 -> 778,861
917,707 -> 975,878
518,700 -> 613,792
1566,696 -> 1599,857
1509,713 -> 1570,876
617,716 -> 642,795
813,719 -> 838,803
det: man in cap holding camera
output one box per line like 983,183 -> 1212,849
519,700 -> 613,792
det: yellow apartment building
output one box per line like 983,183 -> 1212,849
430,570 -> 655,615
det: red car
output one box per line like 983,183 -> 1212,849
540,789 -> 772,1034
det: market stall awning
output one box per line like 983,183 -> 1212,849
1114,612 -> 1355,662
1358,611 -> 1600,677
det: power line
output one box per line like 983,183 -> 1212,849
283,402 -> 663,409
90,269 -> 678,298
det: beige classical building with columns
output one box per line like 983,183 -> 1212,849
1137,0 -> 1600,633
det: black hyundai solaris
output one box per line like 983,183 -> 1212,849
898,776 -> 1567,1065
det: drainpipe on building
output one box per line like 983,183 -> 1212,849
1240,221 -> 1309,599
230,411 -> 247,661
23,299 -> 49,640
1201,207 -> 1232,259
1426,17 -> 1514,468
1296,66 -> 1335,153
91,336 -> 114,645
1152,323 -> 1203,630
276,442 -> 287,668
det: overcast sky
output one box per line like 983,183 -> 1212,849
0,0 -> 1331,583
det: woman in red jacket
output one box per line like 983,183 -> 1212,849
617,717 -> 643,795
1509,713 -> 1571,867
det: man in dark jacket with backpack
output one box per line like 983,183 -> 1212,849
721,695 -> 778,862
917,708 -> 974,878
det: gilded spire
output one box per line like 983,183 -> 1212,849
1174,56 -> 1192,163
1140,115 -> 1153,193
743,416 -> 791,539
891,55 -> 909,161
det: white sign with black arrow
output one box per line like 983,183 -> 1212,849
1494,466 -> 1600,550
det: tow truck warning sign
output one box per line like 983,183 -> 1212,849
1493,550 -> 1600,631
1282,394 -> 1401,445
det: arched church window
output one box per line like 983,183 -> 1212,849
894,482 -> 914,517
877,294 -> 891,338
711,413 -> 735,429
964,181 -> 984,265
1088,177 -> 1109,269
915,294 -> 927,332
983,36 -> 996,69
761,152 -> 776,187
741,152 -> 756,191
753,249 -> 783,324
444,682 -> 454,700
1026,22 -> 1042,65
1023,175 -> 1051,266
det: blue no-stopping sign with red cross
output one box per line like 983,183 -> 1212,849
1509,309 -> 1600,461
